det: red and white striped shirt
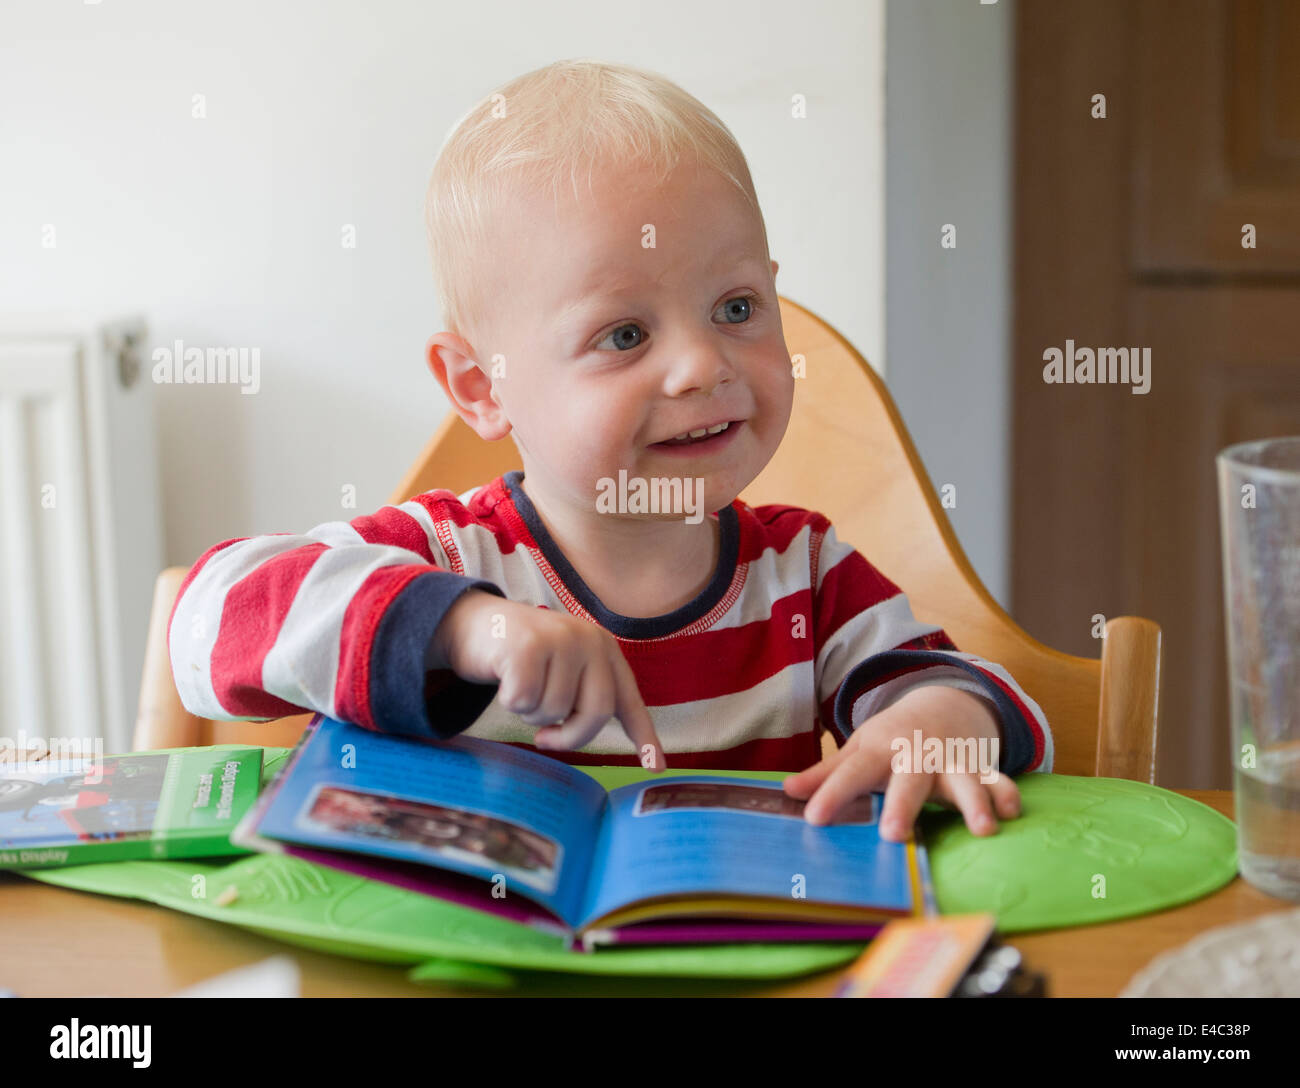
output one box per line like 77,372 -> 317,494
169,471 -> 1053,774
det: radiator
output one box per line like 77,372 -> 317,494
0,316 -> 163,753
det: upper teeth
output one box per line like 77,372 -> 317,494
672,422 -> 730,442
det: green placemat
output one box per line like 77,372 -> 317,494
24,749 -> 1237,989
925,772 -> 1238,933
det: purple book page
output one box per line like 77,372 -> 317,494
573,920 -> 884,952
282,843 -> 570,937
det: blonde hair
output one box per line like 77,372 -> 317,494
424,58 -> 767,343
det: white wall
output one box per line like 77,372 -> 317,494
0,0 -> 887,569
885,0 -> 1014,607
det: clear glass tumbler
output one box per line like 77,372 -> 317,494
1217,435 -> 1300,900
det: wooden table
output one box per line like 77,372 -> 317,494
0,789 -> 1291,997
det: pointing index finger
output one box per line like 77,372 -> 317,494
609,645 -> 666,772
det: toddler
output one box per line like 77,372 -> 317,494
170,59 -> 1052,842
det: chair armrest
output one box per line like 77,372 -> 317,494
133,566 -> 204,751
1095,616 -> 1162,782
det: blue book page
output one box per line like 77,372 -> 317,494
253,718 -> 608,926
578,775 -> 911,928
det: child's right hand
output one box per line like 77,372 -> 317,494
428,591 -> 666,770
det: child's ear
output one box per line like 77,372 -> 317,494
426,332 -> 511,441
770,258 -> 779,280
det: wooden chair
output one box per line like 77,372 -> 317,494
134,297 -> 1161,780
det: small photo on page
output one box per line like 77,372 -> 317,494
295,784 -> 563,894
632,781 -> 879,824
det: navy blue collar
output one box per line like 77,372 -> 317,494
503,470 -> 739,639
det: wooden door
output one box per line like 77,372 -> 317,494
1013,0 -> 1300,788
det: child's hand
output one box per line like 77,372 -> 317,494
782,686 -> 1020,841
430,591 -> 666,770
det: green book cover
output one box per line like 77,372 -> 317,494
0,747 -> 263,869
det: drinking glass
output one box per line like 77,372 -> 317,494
1217,436 -> 1300,900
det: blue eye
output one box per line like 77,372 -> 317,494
715,294 -> 756,324
598,323 -> 644,351
592,293 -> 762,351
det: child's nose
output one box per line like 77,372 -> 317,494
662,341 -> 737,397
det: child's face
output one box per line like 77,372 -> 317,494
469,158 -> 792,517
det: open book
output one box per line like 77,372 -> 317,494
234,716 -> 936,951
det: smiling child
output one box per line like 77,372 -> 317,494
169,59 -> 1052,842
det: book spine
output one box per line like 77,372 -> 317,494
1,839 -> 150,869
2,827 -> 253,869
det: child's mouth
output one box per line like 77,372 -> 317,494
649,420 -> 743,454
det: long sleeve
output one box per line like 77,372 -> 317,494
812,523 -> 1053,776
167,494 -> 505,741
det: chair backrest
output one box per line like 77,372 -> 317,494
143,296 -> 1116,775
387,296 -> 1104,773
